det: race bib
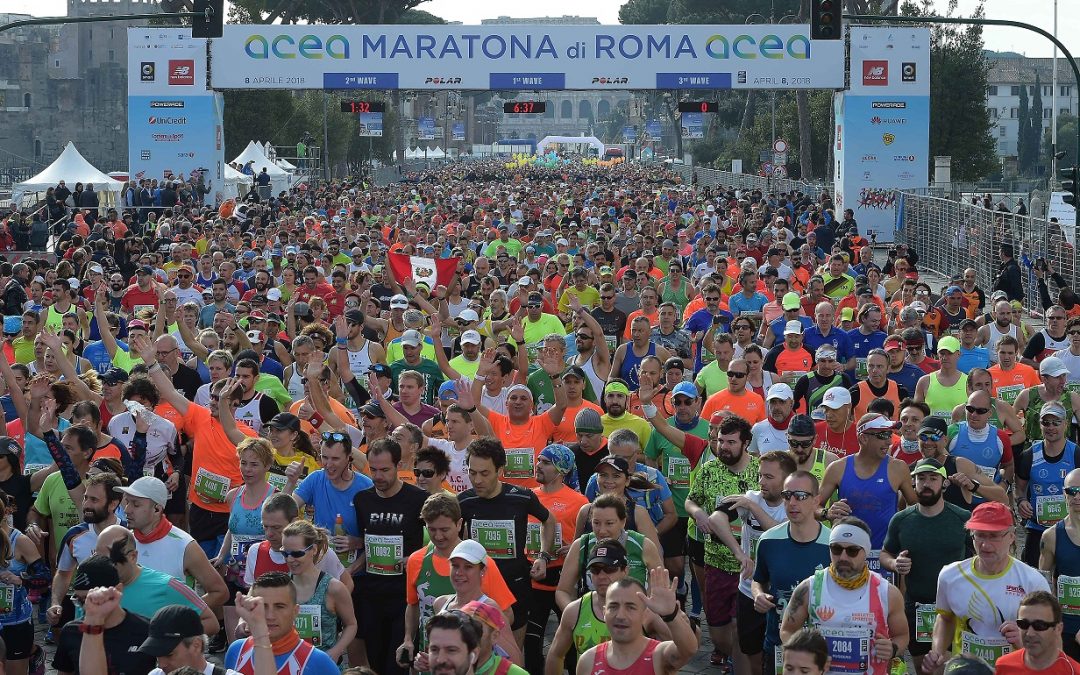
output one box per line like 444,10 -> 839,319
504,448 -> 535,480
0,584 -> 13,614
1058,574 -> 1080,615
960,631 -> 1011,662
821,626 -> 871,675
996,384 -> 1023,404
855,358 -> 868,380
666,455 -> 691,488
866,550 -> 895,585
193,466 -> 230,503
365,534 -> 405,576
295,605 -> 322,646
1067,382 -> 1080,396
471,519 -> 516,559
266,472 -> 289,493
915,603 -> 936,643
525,521 -> 564,558
1036,494 -> 1068,527
974,464 -> 998,481
23,463 -> 48,477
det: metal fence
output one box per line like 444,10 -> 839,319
894,191 -> 1077,319
670,163 -> 830,200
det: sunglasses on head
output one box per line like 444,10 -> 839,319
781,490 -> 814,502
829,544 -> 864,558
322,431 -> 348,443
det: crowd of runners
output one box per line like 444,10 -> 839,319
0,159 -> 1078,675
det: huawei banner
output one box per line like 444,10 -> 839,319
833,27 -> 930,244
127,29 -> 224,189
209,24 -> 845,90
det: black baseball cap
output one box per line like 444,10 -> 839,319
919,416 -> 949,435
268,412 -> 301,432
344,309 -> 365,325
360,402 -> 386,419
587,538 -> 629,568
788,414 -> 816,437
562,365 -> 587,381
138,605 -> 206,657
369,363 -> 391,378
597,456 -> 631,475
71,554 -> 120,591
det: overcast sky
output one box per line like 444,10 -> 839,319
8,0 -> 1076,57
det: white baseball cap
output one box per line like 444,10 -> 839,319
460,330 -> 482,345
400,330 -> 422,347
458,309 -> 479,323
115,476 -> 169,507
784,320 -> 804,335
766,383 -> 794,401
390,294 -> 409,309
266,288 -> 282,301
821,387 -> 852,409
450,539 -> 487,566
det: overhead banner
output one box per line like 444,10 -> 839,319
834,26 -> 930,244
681,112 -> 704,139
622,126 -> 637,144
357,112 -> 383,137
418,117 -> 436,140
128,28 -> 224,188
210,24 -> 846,90
452,122 -> 465,142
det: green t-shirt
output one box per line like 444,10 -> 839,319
385,335 -> 439,364
881,502 -> 972,603
111,347 -> 144,372
484,238 -> 523,258
522,313 -> 567,360
695,361 -> 729,399
12,336 -> 35,365
448,354 -> 481,379
389,358 -> 446,406
687,455 -> 760,572
34,471 -> 81,553
644,416 -> 710,518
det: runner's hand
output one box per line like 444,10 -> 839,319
82,586 -> 122,625
753,592 -> 775,613
871,634 -> 893,662
638,566 -> 679,619
894,550 -> 912,575
1000,620 -> 1022,648
1018,499 -> 1033,520
922,650 -> 947,672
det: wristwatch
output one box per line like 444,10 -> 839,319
539,551 -> 555,563
971,480 -> 981,494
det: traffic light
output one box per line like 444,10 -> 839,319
810,0 -> 842,40
1063,166 -> 1079,207
192,0 -> 223,39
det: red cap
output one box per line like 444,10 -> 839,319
965,502 -> 1014,532
883,337 -> 903,352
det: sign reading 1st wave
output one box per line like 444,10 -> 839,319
212,24 -> 845,91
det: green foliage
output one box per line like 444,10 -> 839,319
1045,114 -> 1078,167
1028,72 -> 1043,174
900,0 -> 996,182
229,0 -> 433,26
1017,74 -> 1030,172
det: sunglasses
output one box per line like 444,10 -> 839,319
1017,619 -> 1058,631
575,334 -> 593,340
413,468 -> 436,479
788,439 -> 814,449
280,544 -> 314,558
864,431 -> 893,440
1064,486 -> 1080,496
322,431 -> 348,443
965,405 -> 990,415
588,564 -> 621,575
829,544 -> 864,558
781,490 -> 814,502
919,432 -> 944,443
727,371 -> 747,379
1042,418 -> 1065,427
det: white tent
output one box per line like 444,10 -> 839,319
429,146 -> 446,159
13,142 -> 124,206
276,158 -> 297,171
219,164 -> 253,201
405,147 -> 425,159
536,135 -> 605,155
231,141 -> 291,194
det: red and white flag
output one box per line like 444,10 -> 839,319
387,252 -> 459,289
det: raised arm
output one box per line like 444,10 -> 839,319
571,295 -> 610,367
40,327 -> 101,404
215,378 -> 251,446
428,315 -> 462,381
93,282 -> 120,358
451,376 -> 492,438
0,348 -> 28,425
538,347 -> 569,426
133,333 -> 190,416
175,312 -> 210,363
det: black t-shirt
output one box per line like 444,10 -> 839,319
370,283 -> 394,309
171,362 -> 204,401
590,307 -> 628,347
0,473 -> 32,531
53,613 -> 157,675
457,483 -> 550,583
571,441 -> 608,492
353,482 -> 429,594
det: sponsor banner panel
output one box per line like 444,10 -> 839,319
128,95 -> 225,185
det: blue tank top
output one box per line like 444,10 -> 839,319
0,530 -> 31,626
838,455 -> 896,549
1025,441 -> 1079,532
949,423 -> 1005,505
1053,520 -> 1080,636
229,484 -> 273,537
619,342 -> 656,390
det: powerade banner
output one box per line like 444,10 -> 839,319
418,117 -> 436,140
645,120 -> 662,142
452,122 -> 465,142
357,112 -> 383,137
681,112 -> 704,139
128,28 -> 224,187
833,26 -> 930,244
210,25 -> 846,90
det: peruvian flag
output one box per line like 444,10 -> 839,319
387,252 -> 459,288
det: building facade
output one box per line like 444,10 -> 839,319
985,52 -> 1078,159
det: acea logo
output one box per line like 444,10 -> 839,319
704,33 -> 810,59
245,34 -> 349,59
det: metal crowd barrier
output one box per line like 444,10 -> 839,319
671,164 -> 830,201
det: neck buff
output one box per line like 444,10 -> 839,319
829,563 -> 870,590
269,629 -> 302,656
133,516 -> 171,544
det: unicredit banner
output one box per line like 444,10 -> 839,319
209,25 -> 846,90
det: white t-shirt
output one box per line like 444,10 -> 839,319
736,491 -> 788,597
428,437 -> 470,493
242,542 -> 346,587
151,664 -> 241,675
749,418 -> 790,456
108,409 -> 178,469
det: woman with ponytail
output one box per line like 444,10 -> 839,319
281,519 -> 357,663
0,488 -> 47,675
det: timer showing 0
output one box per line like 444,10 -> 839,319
340,101 -> 386,114
677,101 -> 719,114
503,101 -> 546,114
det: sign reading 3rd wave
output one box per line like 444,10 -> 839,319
211,25 -> 846,90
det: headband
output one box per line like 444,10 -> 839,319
829,523 -> 872,553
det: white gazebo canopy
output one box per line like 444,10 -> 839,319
231,141 -> 291,193
13,142 -> 124,206
536,135 -> 605,154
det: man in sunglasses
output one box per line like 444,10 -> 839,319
780,517 -> 908,675
1016,402 -> 1080,567
700,358 -> 767,426
926,502 -> 1050,669
945,390 -> 1014,502
1036,468 -> 1080,661
879,459 -> 974,673
995,592 -> 1080,673
1013,355 -> 1080,446
751,468 -> 832,675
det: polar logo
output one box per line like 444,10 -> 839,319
140,62 -> 155,82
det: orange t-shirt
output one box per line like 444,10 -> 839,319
700,388 -> 767,425
184,403 -> 258,513
552,400 -> 603,444
289,397 -> 358,435
628,389 -> 676,420
988,363 -> 1040,403
487,411 -> 557,489
624,309 -> 660,338
529,485 -> 590,590
404,544 -> 516,609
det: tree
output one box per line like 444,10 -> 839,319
1017,75 -> 1030,172
900,0 -> 996,182
230,0 -> 432,25
1044,114 -> 1078,168
1029,72 -> 1044,174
